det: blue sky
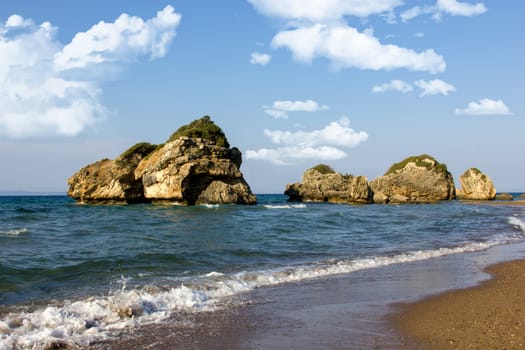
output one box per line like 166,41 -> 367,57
0,0 -> 523,193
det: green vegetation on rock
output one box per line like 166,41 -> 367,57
168,116 -> 230,148
311,164 -> 336,174
118,142 -> 158,164
464,167 -> 487,181
385,154 -> 448,175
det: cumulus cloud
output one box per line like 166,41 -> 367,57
0,6 -> 180,138
247,0 -> 403,22
250,52 -> 271,66
401,0 -> 487,22
246,117 -> 368,165
54,6 -> 180,71
454,98 -> 512,116
245,146 -> 347,165
264,99 -> 329,119
272,24 -> 445,73
414,79 -> 456,96
5,14 -> 32,28
249,0 -> 445,74
372,80 -> 413,94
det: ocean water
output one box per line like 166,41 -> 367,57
0,195 -> 524,349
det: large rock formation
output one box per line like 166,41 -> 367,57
369,154 -> 455,203
134,137 -> 255,205
456,168 -> 496,200
67,143 -> 156,204
284,164 -> 372,204
68,117 -> 256,205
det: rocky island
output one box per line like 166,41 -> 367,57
284,164 -> 372,204
68,116 -> 256,205
285,154 -> 497,204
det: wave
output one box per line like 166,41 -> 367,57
0,228 -> 29,236
200,204 -> 220,209
0,236 -> 515,349
508,216 -> 525,232
263,204 -> 307,209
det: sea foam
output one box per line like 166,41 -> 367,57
508,216 -> 525,232
0,235 -> 516,350
0,228 -> 29,236
263,204 -> 307,209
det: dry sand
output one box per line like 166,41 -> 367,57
391,259 -> 525,349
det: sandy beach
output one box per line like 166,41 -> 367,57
391,259 -> 525,349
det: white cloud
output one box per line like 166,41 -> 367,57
54,6 -> 180,71
246,146 -> 347,165
0,6 -> 181,138
264,109 -> 289,119
372,80 -> 413,94
250,52 -> 271,66
437,0 -> 487,17
5,14 -> 32,28
246,117 -> 368,165
264,99 -> 329,119
372,79 -> 456,96
248,0 -> 403,22
454,98 -> 512,116
414,79 -> 456,96
401,0 -> 487,22
400,6 -> 428,22
249,0 -> 445,74
272,24 -> 446,73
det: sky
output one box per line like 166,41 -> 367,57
0,0 -> 523,194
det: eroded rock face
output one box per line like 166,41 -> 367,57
456,168 -> 496,200
284,165 -> 372,204
369,154 -> 455,203
134,137 -> 255,205
67,154 -> 147,204
67,117 -> 256,205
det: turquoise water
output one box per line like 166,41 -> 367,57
0,195 -> 524,348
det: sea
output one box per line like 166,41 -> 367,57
1,194 -> 524,349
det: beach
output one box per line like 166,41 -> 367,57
391,259 -> 525,349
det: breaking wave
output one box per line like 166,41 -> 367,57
0,237 -> 513,349
0,228 -> 29,237
263,204 -> 307,209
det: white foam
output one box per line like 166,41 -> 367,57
200,204 -> 220,209
0,237 -> 515,349
263,204 -> 307,209
508,216 -> 525,232
0,228 -> 29,236
205,271 -> 224,277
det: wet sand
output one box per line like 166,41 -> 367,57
391,259 -> 525,349
92,242 -> 525,350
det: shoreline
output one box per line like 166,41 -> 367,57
390,259 -> 525,349
93,241 -> 525,349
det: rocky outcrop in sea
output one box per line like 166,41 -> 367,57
285,154 -> 466,204
456,168 -> 496,200
369,154 -> 456,204
284,164 -> 372,204
68,116 -> 256,205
